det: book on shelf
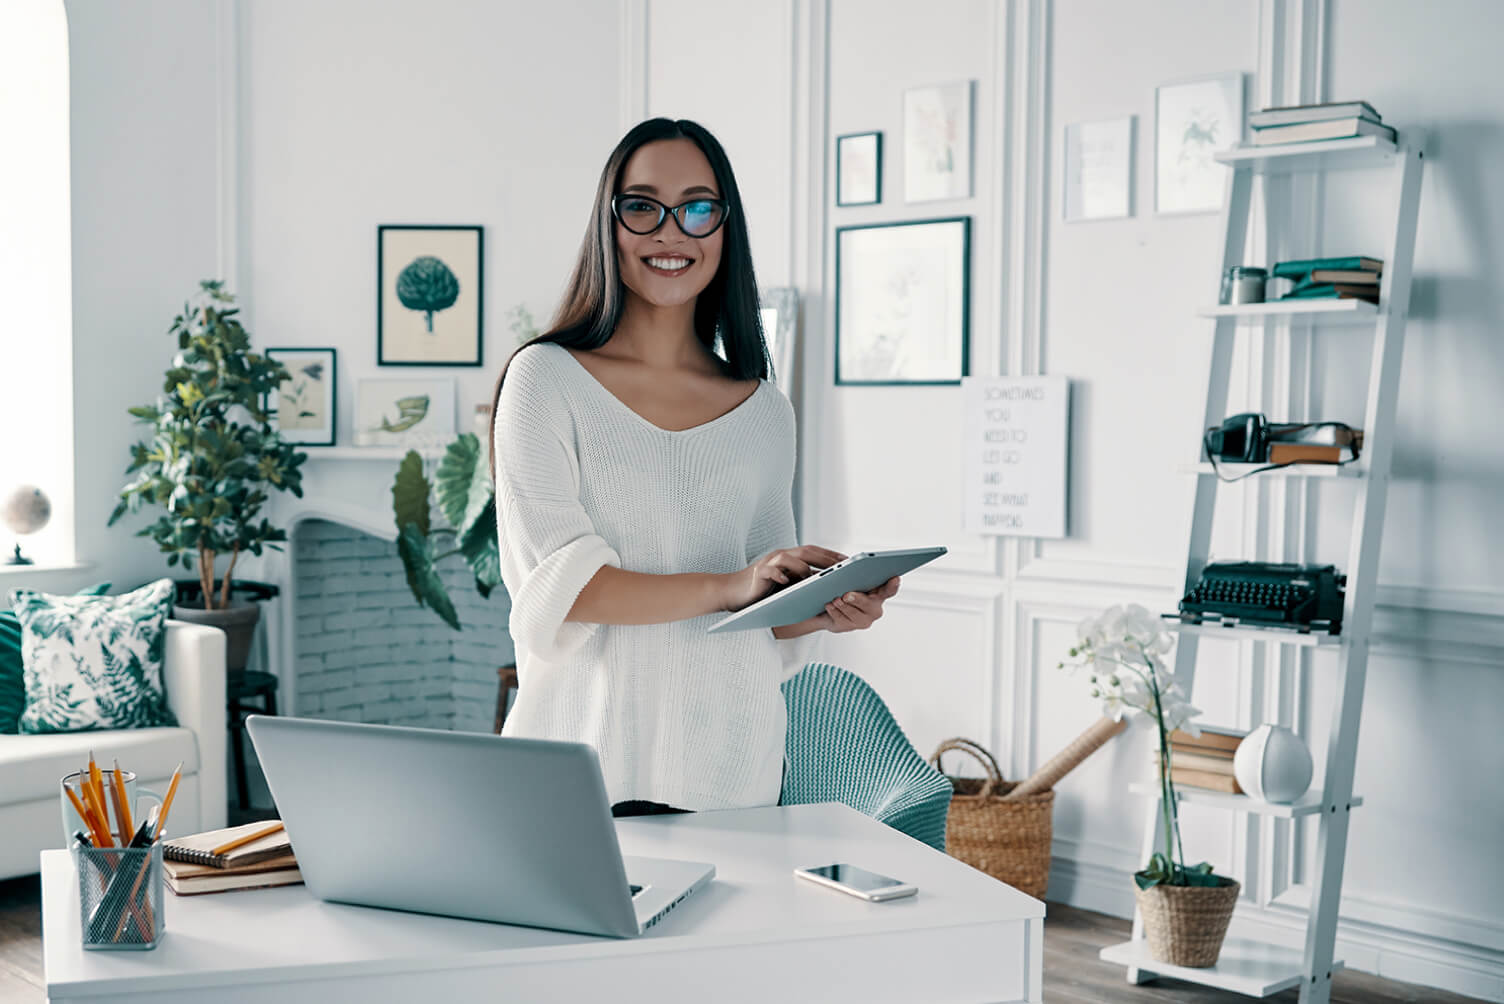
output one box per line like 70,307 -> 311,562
1158,749 -> 1238,773
1283,283 -> 1380,303
1269,443 -> 1346,465
1308,269 -> 1381,284
1249,101 -> 1380,129
1272,256 -> 1382,280
164,855 -> 303,896
162,820 -> 291,870
1169,726 -> 1246,753
1169,766 -> 1244,795
1252,117 -> 1396,146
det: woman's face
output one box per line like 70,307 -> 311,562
613,138 -> 725,310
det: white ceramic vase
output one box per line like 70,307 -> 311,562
1233,724 -> 1313,803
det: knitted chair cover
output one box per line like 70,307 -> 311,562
779,662 -> 954,852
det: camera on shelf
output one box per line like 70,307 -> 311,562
1204,413 -> 1363,469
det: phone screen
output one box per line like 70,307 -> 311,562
806,863 -> 904,892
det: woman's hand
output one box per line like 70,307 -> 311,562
719,545 -> 847,613
813,576 -> 900,633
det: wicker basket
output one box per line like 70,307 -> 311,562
1134,878 -> 1241,968
928,738 -> 1054,899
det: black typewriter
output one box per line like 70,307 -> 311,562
1176,561 -> 1346,635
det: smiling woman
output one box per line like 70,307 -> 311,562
483,118 -> 901,818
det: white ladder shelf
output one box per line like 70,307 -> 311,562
1099,136 -> 1425,1004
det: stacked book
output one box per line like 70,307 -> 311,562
1153,726 -> 1247,794
1273,256 -> 1383,304
162,820 -> 302,896
1250,100 -> 1396,147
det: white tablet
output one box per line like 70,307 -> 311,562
706,546 -> 947,633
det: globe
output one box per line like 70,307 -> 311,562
2,485 -> 51,535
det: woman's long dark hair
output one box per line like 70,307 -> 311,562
488,117 -> 769,476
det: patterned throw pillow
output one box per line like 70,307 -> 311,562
0,582 -> 112,734
10,579 -> 179,733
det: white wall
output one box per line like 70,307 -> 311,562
237,0 -> 625,447
3,0 -> 228,600
640,0 -> 1504,998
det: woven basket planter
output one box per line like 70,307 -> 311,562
929,738 -> 1054,899
1134,878 -> 1241,968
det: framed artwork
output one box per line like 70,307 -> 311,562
1064,117 -> 1134,222
903,81 -> 973,203
835,217 -> 970,386
353,377 -> 457,448
266,347 -> 336,446
759,286 -> 799,399
1155,73 -> 1244,215
836,132 -> 882,206
377,224 -> 484,366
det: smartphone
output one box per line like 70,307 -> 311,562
793,863 -> 917,902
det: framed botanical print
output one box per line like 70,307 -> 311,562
903,81 -> 974,203
836,132 -> 882,206
267,347 -> 336,446
835,217 -> 970,386
1155,73 -> 1244,215
354,377 -> 457,448
377,224 -> 484,366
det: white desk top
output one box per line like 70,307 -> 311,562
44,802 -> 1043,1001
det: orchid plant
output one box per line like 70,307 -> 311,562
1059,603 -> 1222,890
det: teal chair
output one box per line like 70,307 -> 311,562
779,663 -> 954,852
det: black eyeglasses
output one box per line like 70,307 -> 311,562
611,193 -> 730,238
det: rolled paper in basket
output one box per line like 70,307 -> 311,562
1001,717 -> 1128,801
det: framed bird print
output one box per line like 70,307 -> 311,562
377,224 -> 484,366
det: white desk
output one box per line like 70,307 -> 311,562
43,802 -> 1044,1003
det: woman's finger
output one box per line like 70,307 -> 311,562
825,600 -> 858,632
838,591 -> 881,619
772,554 -> 813,580
797,545 -> 847,566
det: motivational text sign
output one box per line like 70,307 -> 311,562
962,376 -> 1069,538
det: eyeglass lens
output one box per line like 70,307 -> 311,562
616,196 -> 727,237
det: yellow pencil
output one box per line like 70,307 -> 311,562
112,760 -> 135,845
152,761 -> 184,840
87,752 -> 105,819
62,781 -> 99,845
210,821 -> 284,857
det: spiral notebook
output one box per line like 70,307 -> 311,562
162,820 -> 292,870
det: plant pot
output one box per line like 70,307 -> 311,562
172,601 -> 261,674
1133,877 -> 1241,968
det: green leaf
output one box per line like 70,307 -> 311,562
434,432 -> 493,534
397,522 -> 459,630
127,405 -> 161,421
392,451 -> 431,537
459,497 -> 500,589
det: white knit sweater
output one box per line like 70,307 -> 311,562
493,342 -> 816,810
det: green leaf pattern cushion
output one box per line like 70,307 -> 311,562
9,579 -> 178,733
1,582 -> 112,734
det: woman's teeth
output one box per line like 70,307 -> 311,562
645,256 -> 692,274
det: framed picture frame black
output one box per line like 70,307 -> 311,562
377,224 -> 484,366
836,131 -> 882,206
266,347 -> 337,446
834,217 -> 970,386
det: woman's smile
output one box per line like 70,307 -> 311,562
643,254 -> 694,276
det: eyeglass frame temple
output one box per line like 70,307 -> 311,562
610,193 -> 731,237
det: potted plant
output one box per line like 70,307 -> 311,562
110,280 -> 306,671
390,433 -> 501,630
1059,603 -> 1240,968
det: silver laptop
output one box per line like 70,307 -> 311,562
245,715 -> 715,938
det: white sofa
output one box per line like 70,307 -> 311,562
0,620 -> 228,879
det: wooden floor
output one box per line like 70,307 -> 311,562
0,874 -> 1481,1002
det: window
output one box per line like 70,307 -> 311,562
0,0 -> 74,566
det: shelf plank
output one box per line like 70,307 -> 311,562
1200,298 -> 1380,324
1162,616 -> 1344,648
1128,782 -> 1364,818
1216,134 -> 1401,174
298,446 -> 412,461
1181,462 -> 1365,480
1101,936 -> 1345,997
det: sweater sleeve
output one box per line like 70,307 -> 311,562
744,389 -> 820,683
494,346 -> 621,664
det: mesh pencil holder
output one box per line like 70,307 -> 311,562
76,842 -> 165,950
